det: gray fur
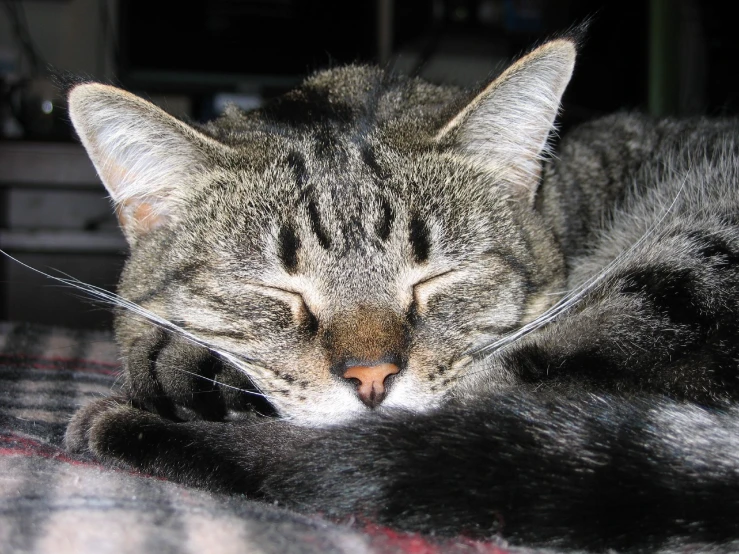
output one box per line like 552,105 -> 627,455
66,37 -> 739,423
62,36 -> 739,550
68,41 -> 575,425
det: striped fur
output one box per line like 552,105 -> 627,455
65,36 -> 739,551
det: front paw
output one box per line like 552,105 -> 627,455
65,395 -> 131,455
67,397 -> 260,492
65,396 -> 165,469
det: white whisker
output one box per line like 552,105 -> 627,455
0,248 -> 278,402
463,168 -> 690,362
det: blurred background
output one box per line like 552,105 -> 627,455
0,0 -> 736,330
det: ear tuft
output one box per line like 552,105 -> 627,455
68,83 -> 224,242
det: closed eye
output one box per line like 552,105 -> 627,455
412,269 -> 457,289
411,269 -> 462,313
248,282 -> 304,305
250,283 -> 303,298
247,283 -> 318,330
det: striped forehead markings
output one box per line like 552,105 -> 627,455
361,144 -> 389,180
286,151 -> 308,189
281,143 -> 397,252
409,213 -> 431,263
278,223 -> 300,274
375,199 -> 394,242
307,199 -> 332,250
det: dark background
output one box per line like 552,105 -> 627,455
0,0 -> 737,329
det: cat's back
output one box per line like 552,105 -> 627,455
541,113 -> 739,258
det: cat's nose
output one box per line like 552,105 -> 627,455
343,363 -> 400,408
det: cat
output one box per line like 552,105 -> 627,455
63,33 -> 739,552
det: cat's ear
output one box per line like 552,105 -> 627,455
435,39 -> 576,202
68,83 -> 226,243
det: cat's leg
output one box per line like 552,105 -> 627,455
64,391 -> 739,551
65,394 -> 305,492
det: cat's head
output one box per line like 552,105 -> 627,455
68,39 -> 575,426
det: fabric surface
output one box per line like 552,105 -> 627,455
0,321 -> 547,554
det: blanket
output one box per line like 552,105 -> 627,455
0,322 -> 549,554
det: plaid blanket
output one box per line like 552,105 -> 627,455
0,322 -> 557,554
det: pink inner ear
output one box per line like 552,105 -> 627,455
117,200 -> 166,235
100,159 -> 167,236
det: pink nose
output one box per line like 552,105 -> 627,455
343,363 -> 400,408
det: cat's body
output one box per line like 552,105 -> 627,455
64,36 -> 739,551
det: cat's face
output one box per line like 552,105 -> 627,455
69,40 -> 575,425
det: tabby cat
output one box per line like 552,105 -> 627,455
64,35 -> 739,552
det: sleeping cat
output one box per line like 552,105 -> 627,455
64,34 -> 739,552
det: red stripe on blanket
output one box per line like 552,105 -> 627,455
0,431 -> 168,484
0,353 -> 120,376
362,523 -> 511,554
0,432 -> 103,468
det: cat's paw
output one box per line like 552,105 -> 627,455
88,404 -> 177,470
68,398 -> 257,489
65,396 -> 165,469
65,395 -> 131,455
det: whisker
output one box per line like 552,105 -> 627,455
462,169 -> 690,364
0,249 -> 280,403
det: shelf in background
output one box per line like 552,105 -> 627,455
0,142 -> 101,188
0,230 -> 127,254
